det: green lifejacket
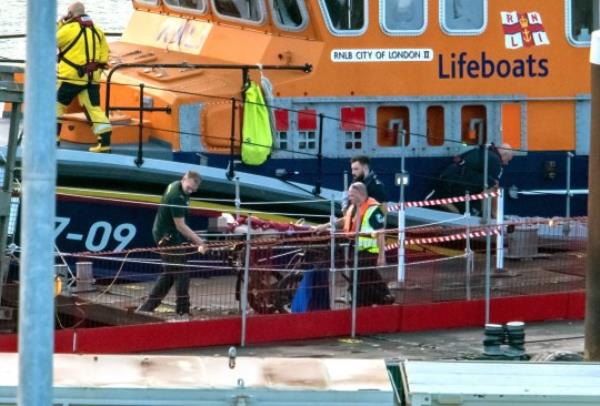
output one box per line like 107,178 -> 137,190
242,81 -> 272,165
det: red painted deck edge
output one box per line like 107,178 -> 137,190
0,291 -> 585,353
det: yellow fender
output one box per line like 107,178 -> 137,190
54,276 -> 62,297
242,81 -> 273,165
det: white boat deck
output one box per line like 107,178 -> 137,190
398,360 -> 600,405
0,353 -> 393,405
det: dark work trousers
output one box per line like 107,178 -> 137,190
140,240 -> 192,315
351,251 -> 393,307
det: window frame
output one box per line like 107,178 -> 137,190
439,0 -> 488,36
426,104 -> 445,147
460,103 -> 488,145
210,0 -> 267,25
134,0 -> 159,6
343,130 -> 363,151
297,130 -> 317,151
376,105 -> 411,148
269,0 -> 309,32
379,0 -> 428,36
275,130 -> 289,151
164,0 -> 208,15
318,0 -> 368,37
566,0 -> 594,47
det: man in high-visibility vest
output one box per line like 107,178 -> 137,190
318,182 -> 394,306
56,2 -> 112,153
314,155 -> 388,233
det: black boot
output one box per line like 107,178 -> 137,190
89,131 -> 111,153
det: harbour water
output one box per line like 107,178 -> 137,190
0,0 -> 132,61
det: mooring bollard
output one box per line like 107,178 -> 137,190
72,262 -> 95,293
505,321 -> 526,357
483,321 -> 526,357
483,323 -> 505,356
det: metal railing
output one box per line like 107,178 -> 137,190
0,213 -> 585,346
103,62 -> 311,169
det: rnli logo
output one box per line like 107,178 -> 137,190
501,11 -> 550,49
155,19 -> 210,53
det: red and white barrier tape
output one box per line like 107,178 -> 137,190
387,190 -> 500,212
385,226 -> 501,250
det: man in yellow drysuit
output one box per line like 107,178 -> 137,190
56,1 -> 112,153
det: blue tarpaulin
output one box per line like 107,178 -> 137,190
291,269 -> 330,313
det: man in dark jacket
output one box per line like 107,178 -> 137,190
350,155 -> 388,205
137,170 -> 207,319
431,143 -> 513,215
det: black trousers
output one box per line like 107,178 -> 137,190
140,240 -> 192,315
352,251 -> 393,307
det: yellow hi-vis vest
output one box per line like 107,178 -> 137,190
344,198 -> 381,254
358,205 -> 380,254
242,81 -> 273,165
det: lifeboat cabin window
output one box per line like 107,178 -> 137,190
461,105 -> 486,145
567,0 -> 599,45
270,0 -> 308,30
212,0 -> 265,23
341,107 -> 365,150
440,0 -> 487,35
297,109 -> 318,151
299,131 -> 317,150
321,0 -> 366,34
381,0 -> 427,35
274,109 -> 290,151
427,105 -> 444,146
165,0 -> 208,13
377,106 -> 410,147
135,0 -> 158,5
344,131 -> 363,150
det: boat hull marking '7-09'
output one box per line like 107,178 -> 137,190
4,0 -> 595,219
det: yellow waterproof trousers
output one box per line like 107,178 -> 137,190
56,81 -> 111,137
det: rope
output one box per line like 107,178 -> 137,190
85,250 -> 132,302
58,213 -> 586,260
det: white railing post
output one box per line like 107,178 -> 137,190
329,198 -> 336,310
351,223 -> 360,339
234,176 -> 241,221
495,188 -> 504,271
397,203 -> 406,284
465,194 -> 473,300
484,195 -> 492,326
397,128 -> 407,284
240,216 -> 251,347
566,151 -> 573,219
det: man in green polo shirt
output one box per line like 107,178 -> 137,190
137,170 -> 207,318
